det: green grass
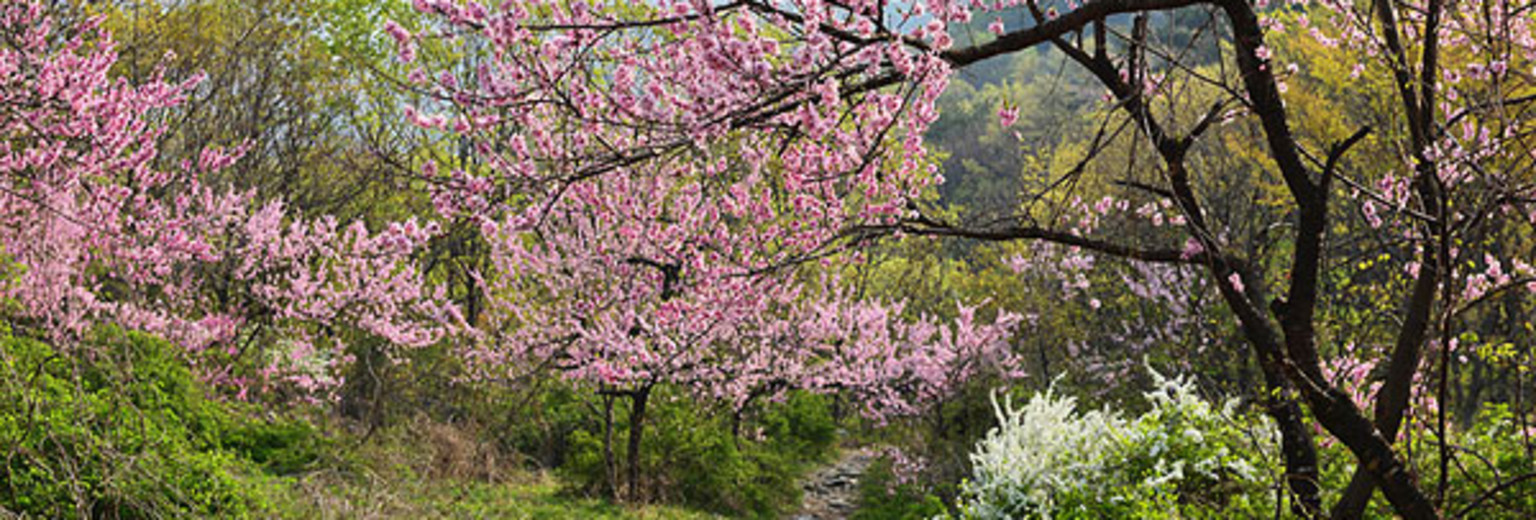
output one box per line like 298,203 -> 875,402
414,475 -> 728,519
271,471 -> 729,519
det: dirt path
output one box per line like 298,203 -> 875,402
791,450 -> 874,520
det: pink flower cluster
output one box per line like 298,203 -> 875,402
0,3 -> 455,397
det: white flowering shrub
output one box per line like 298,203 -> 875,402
955,368 -> 1278,519
957,389 -> 1127,518
1118,368 -> 1276,512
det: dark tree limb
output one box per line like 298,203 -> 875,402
1219,0 -> 1438,516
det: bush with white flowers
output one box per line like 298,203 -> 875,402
955,367 -> 1278,519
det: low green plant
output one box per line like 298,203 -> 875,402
561,389 -> 837,518
1312,403 -> 1536,519
852,458 -> 949,520
0,326 -> 320,518
221,418 -> 331,475
1445,404 -> 1536,518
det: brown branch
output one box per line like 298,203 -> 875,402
942,0 -> 1207,67
890,219 -> 1209,265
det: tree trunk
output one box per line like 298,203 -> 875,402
1305,384 -> 1437,520
602,392 -> 618,501
626,386 -> 651,503
1235,268 -> 1323,517
1259,364 -> 1322,517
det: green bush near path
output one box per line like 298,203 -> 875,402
0,327 -> 286,518
0,327 -> 727,519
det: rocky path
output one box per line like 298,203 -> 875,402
792,450 -> 874,520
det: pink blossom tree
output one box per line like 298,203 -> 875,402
384,0 -> 1032,499
0,2 -> 457,398
458,118 -> 1023,500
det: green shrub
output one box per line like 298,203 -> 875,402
498,383 -> 595,468
560,389 -> 837,518
1313,403 -> 1536,519
0,326 -> 319,518
852,458 -> 949,520
954,368 -> 1279,519
221,418 -> 331,475
1439,404 -> 1536,518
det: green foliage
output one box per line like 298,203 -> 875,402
924,50 -> 1099,215
0,328 -> 731,519
498,383 -> 595,468
274,471 -> 727,520
0,328 -> 250,517
759,391 -> 840,459
1311,404 -> 1536,519
0,327 -> 331,518
96,0 -> 440,225
852,458 -> 950,520
221,418 -> 331,476
403,477 -> 728,519
561,390 -> 837,518
1444,405 -> 1536,519
253,412 -> 722,519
